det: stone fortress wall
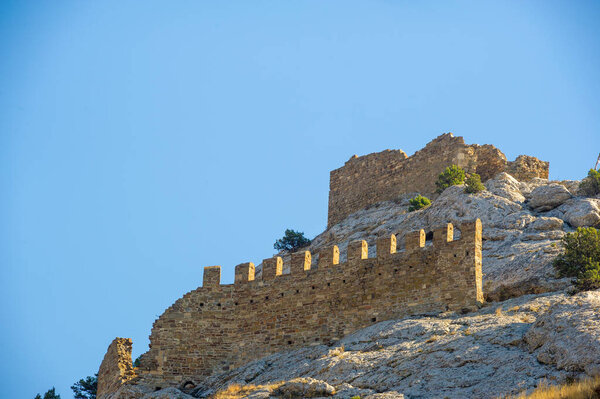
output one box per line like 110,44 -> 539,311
97,338 -> 137,399
97,133 -> 545,397
327,133 -> 549,228
98,220 -> 483,397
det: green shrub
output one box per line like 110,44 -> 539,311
576,264 -> 600,291
579,169 -> 600,196
553,227 -> 600,291
274,229 -> 311,252
464,173 -> 485,194
408,195 -> 431,212
436,165 -> 466,193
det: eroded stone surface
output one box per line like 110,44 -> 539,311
549,198 -> 600,228
528,184 -> 572,212
272,378 -> 336,398
97,338 -> 137,399
526,290 -> 600,376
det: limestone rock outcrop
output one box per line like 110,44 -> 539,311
526,290 -> 600,376
484,172 -> 525,203
272,378 -> 336,398
549,198 -> 600,228
527,184 -> 572,211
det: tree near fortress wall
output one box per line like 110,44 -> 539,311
274,229 -> 312,252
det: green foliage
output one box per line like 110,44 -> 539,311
408,195 -> 431,212
579,169 -> 600,196
274,229 -> 311,252
436,165 -> 466,193
554,227 -> 600,291
71,374 -> 97,399
464,173 -> 485,194
575,263 -> 600,291
133,355 -> 142,368
34,388 -> 61,399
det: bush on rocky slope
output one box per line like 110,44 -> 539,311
436,165 -> 465,193
464,173 -> 485,194
408,195 -> 431,211
554,227 -> 600,291
579,169 -> 600,197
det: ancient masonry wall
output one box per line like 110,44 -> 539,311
97,338 -> 136,399
121,219 -> 484,388
327,133 -> 549,228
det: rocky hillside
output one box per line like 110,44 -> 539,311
108,172 -> 600,399
298,172 -> 599,301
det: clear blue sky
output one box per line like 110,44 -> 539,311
1,1 -> 599,398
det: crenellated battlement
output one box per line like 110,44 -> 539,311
197,221 -> 476,289
130,219 -> 483,387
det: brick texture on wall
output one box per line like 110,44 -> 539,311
97,338 -> 136,399
121,219 -> 483,388
327,133 -> 548,228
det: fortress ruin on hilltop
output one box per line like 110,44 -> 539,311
328,133 -> 548,227
97,133 -> 548,398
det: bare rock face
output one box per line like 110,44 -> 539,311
146,388 -> 197,399
485,172 -> 525,203
525,290 -> 600,376
529,217 -> 564,231
272,378 -> 336,398
550,198 -> 600,228
364,393 -> 405,399
527,184 -> 572,211
105,385 -> 195,399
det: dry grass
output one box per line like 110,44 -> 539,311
508,377 -> 600,399
210,382 -> 283,399
426,335 -> 440,343
327,345 -> 346,358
